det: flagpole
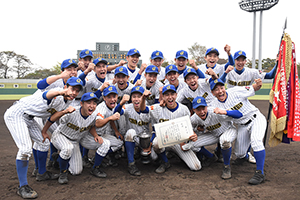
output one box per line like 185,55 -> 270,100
263,18 -> 287,146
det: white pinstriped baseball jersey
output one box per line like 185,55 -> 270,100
124,65 -> 140,84
163,79 -> 188,92
211,86 -> 258,125
55,106 -> 97,141
176,79 -> 216,106
177,66 -> 192,81
197,64 -> 225,78
122,104 -> 151,133
38,76 -> 65,92
94,101 -> 115,134
19,88 -> 73,118
225,67 -> 265,89
149,102 -> 190,124
190,107 -> 234,137
113,82 -> 134,104
140,79 -> 163,105
85,74 -> 108,93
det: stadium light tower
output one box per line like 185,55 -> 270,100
239,0 -> 279,70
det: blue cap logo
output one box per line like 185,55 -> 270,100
176,50 -> 188,59
103,86 -> 118,96
234,50 -> 247,60
81,92 -> 98,102
192,96 -> 207,109
108,87 -> 112,91
131,86 -> 144,94
210,79 -> 225,91
162,84 -> 176,94
183,68 -> 197,79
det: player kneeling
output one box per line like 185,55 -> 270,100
50,92 -> 110,184
190,96 -> 242,179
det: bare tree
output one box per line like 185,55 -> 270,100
188,43 -> 207,65
0,51 -> 17,78
13,54 -> 33,78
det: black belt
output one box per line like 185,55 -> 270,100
23,113 -> 34,119
75,98 -> 81,100
242,114 -> 256,126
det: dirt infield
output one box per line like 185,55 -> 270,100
1,100 -> 299,200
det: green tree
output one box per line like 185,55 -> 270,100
188,42 -> 207,65
23,69 -> 58,79
51,62 -> 62,74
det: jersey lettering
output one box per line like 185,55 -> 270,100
229,102 -> 243,110
206,123 -> 221,131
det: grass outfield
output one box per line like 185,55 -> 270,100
0,94 -> 270,101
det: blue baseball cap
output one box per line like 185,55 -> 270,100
127,48 -> 141,57
81,92 -> 99,102
210,79 -> 225,91
162,84 -> 176,94
165,65 -> 178,75
234,50 -> 247,60
66,77 -> 84,89
151,50 -> 164,59
175,50 -> 188,59
205,47 -> 219,56
192,96 -> 207,109
183,68 -> 198,79
145,65 -> 159,74
80,49 -> 93,58
61,59 -> 78,71
131,86 -> 145,95
93,57 -> 108,65
103,86 -> 118,97
114,66 -> 128,76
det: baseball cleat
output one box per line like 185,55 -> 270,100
36,171 -> 59,181
128,162 -> 141,176
155,161 -> 171,174
58,170 -> 68,184
248,170 -> 265,185
202,154 -> 218,167
221,165 -> 232,179
82,155 -> 93,168
90,166 -> 107,178
17,185 -> 38,199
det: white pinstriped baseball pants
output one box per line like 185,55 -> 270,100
234,111 -> 266,158
152,137 -> 201,171
4,103 -> 50,160
52,131 -> 110,175
191,126 -> 237,152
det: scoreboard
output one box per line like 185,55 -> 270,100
77,42 -> 142,66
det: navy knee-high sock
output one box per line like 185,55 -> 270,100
37,150 -> 48,174
93,153 -> 104,168
221,147 -> 232,166
32,148 -> 38,169
199,147 -> 213,158
58,156 -> 69,173
160,151 -> 168,163
82,147 -> 89,157
254,149 -> 265,174
16,160 -> 29,187
125,141 -> 135,164
49,143 -> 57,161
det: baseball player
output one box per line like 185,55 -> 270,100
197,45 -> 234,78
113,86 -> 152,176
36,59 -> 86,169
77,49 -> 94,77
176,68 -> 217,108
190,96 -> 242,179
220,50 -> 277,88
49,92 -> 111,184
210,78 -> 266,185
122,48 -> 143,84
94,86 -> 125,166
140,84 -> 200,173
164,65 -> 187,92
135,65 -> 163,105
219,50 -> 278,164
133,50 -> 166,83
173,50 -> 205,81
4,76 -> 84,199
